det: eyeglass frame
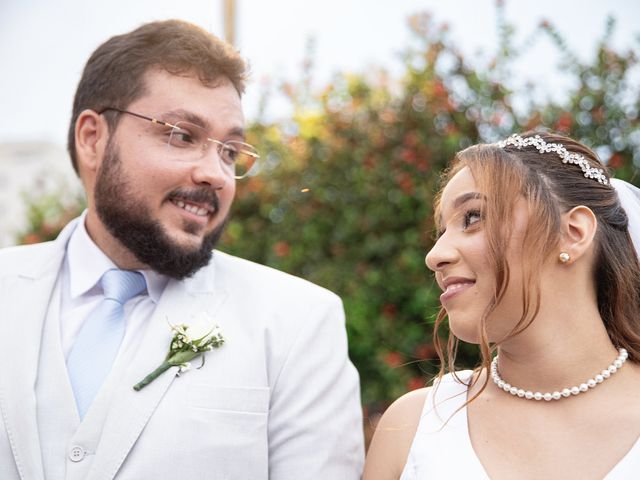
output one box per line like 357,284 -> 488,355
97,107 -> 260,179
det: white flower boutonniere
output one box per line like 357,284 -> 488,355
133,312 -> 225,391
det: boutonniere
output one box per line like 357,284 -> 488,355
133,312 -> 225,391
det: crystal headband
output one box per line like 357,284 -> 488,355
497,134 -> 609,185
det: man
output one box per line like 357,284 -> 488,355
0,20 -> 364,479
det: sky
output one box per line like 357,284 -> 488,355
0,0 -> 639,148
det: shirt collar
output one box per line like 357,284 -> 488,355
66,211 -> 169,303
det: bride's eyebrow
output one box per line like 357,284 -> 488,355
452,192 -> 484,209
436,192 -> 486,229
437,192 -> 485,228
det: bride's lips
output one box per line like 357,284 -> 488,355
439,276 -> 476,303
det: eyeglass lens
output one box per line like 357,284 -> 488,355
168,121 -> 257,178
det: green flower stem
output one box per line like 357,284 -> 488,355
133,360 -> 173,391
133,350 -> 203,391
171,350 -> 201,365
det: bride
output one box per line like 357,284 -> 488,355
364,132 -> 640,479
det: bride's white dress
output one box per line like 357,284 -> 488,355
399,371 -> 640,479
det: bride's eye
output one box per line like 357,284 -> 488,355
463,209 -> 482,230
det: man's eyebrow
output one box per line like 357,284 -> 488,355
226,126 -> 245,139
163,109 -> 210,129
163,109 -> 245,139
453,192 -> 484,209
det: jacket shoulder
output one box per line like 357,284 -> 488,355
0,241 -> 58,273
212,250 -> 340,304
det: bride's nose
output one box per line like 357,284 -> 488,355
425,232 -> 458,272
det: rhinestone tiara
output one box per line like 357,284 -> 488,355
497,134 -> 609,185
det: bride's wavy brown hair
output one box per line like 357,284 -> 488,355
431,131 -> 640,401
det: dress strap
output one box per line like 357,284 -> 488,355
400,370 -> 488,480
421,370 -> 473,432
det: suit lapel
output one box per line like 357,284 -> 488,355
0,223 -> 76,480
87,259 -> 228,480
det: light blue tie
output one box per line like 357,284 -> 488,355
67,269 -> 147,419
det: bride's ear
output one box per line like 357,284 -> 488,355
558,205 -> 598,264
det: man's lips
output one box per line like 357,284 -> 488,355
168,188 -> 219,219
439,276 -> 476,302
170,198 -> 213,217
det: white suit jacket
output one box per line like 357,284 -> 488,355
0,219 -> 364,479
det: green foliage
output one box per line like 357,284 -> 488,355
18,8 -> 640,407
17,189 -> 85,245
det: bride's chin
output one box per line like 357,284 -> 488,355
447,321 -> 483,345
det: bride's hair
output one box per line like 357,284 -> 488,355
432,131 -> 640,399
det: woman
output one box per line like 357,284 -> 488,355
364,132 -> 640,479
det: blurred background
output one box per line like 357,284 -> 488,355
2,0 -> 639,441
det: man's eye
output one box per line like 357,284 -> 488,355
169,128 -> 197,146
225,146 -> 239,160
175,132 -> 194,143
463,209 -> 482,230
220,145 -> 240,164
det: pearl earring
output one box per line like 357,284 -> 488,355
559,252 -> 570,263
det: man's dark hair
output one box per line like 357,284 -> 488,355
67,19 -> 247,174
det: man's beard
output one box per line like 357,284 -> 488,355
94,143 -> 227,279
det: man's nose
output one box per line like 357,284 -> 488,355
191,145 -> 230,188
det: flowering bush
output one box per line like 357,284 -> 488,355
18,7 -> 639,408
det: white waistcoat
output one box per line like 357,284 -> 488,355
36,279 -> 136,479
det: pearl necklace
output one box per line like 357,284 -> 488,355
490,348 -> 628,401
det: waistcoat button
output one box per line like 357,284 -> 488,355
69,446 -> 85,462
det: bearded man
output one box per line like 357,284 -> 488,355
0,20 -> 363,480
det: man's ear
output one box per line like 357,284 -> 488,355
75,109 -> 109,175
559,205 -> 598,264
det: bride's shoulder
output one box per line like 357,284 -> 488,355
373,387 -> 431,444
384,387 -> 431,423
376,386 -> 434,440
380,370 -> 473,428
362,388 -> 430,480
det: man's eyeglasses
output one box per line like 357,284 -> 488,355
99,108 -> 260,179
